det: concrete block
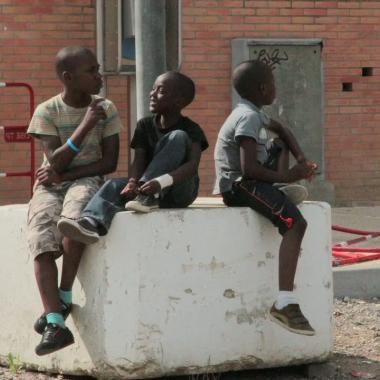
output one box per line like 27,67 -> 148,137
0,202 -> 333,379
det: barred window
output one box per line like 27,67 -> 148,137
99,0 -> 180,75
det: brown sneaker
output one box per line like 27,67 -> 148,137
269,303 -> 315,336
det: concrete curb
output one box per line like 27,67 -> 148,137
333,261 -> 380,299
332,207 -> 380,299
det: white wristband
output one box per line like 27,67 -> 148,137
154,174 -> 174,190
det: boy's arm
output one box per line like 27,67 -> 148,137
266,119 -> 307,163
120,148 -> 148,197
139,142 -> 202,195
37,134 -> 119,185
239,137 -> 314,183
120,148 -> 147,197
169,142 -> 202,181
43,98 -> 107,174
129,148 -> 148,181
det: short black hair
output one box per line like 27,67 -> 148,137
232,60 -> 273,99
55,46 -> 95,79
163,71 -> 196,107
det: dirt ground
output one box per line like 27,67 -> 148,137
1,298 -> 378,380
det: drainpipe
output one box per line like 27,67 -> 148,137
135,0 -> 166,119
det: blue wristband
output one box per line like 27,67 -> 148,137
67,138 -> 80,153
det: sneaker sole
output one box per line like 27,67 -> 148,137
125,201 -> 159,213
269,311 -> 315,336
57,219 -> 99,245
35,337 -> 74,356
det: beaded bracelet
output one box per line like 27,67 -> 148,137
67,138 -> 80,153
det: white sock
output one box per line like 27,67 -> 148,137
275,291 -> 298,310
83,216 -> 97,227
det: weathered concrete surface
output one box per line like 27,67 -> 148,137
0,202 -> 333,379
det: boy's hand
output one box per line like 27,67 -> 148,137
307,161 -> 318,181
81,98 -> 107,130
120,180 -> 139,198
287,161 -> 317,182
139,180 -> 161,195
36,166 -> 61,186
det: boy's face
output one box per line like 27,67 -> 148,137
67,53 -> 103,95
149,74 -> 181,114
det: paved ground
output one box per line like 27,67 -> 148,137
332,206 -> 380,299
332,206 -> 380,247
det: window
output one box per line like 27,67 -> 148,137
98,0 -> 180,75
121,0 -> 135,72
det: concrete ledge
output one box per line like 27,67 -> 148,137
0,202 -> 333,379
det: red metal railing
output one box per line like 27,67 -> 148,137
0,82 -> 35,195
332,224 -> 380,266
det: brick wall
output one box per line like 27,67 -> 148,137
181,0 -> 380,206
1,0 -> 380,206
0,0 -> 129,205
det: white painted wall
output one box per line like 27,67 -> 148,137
0,202 -> 332,379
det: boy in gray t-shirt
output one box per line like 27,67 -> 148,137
213,98 -> 271,194
214,60 -> 317,336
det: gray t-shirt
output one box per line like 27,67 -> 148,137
213,99 -> 271,194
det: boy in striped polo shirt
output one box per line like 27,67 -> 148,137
27,46 -> 122,355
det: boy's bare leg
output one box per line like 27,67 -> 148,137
271,137 -> 308,289
34,253 -> 61,313
34,249 -> 75,356
269,219 -> 315,336
270,144 -> 314,335
60,238 -> 85,291
278,220 -> 307,290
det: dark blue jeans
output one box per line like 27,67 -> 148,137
81,130 -> 199,235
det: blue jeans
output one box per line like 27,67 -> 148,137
81,130 -> 199,235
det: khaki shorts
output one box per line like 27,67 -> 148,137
27,176 -> 104,259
